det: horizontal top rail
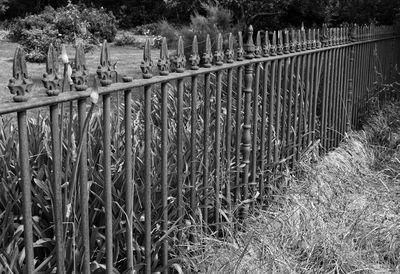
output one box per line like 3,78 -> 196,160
0,24 -> 399,115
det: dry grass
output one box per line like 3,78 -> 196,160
180,103 -> 400,273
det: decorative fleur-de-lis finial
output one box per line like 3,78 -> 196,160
301,28 -> 307,51
203,34 -> 213,67
42,43 -> 62,96
311,29 -> 317,49
270,31 -> 277,56
141,38 -> 153,79
322,24 -> 329,47
214,33 -> 224,65
263,30 -> 270,57
96,40 -> 117,86
158,37 -> 170,75
236,31 -> 244,61
225,33 -> 235,63
289,29 -> 296,53
189,36 -> 200,70
283,29 -> 290,54
8,46 -> 33,102
306,29 -> 312,50
244,25 -> 255,59
71,43 -> 89,91
316,29 -> 322,48
296,29 -> 302,52
254,31 -> 262,58
172,36 -> 186,73
277,30 -> 283,55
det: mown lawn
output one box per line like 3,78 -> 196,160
0,40 -> 159,98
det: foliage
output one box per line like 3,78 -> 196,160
7,3 -> 116,62
131,23 -> 160,36
114,31 -> 137,46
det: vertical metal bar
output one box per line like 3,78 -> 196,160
287,57 -> 295,163
321,49 -> 329,150
18,111 -> 34,274
308,52 -> 316,146
203,73 -> 211,223
293,56 -> 301,159
251,62 -> 260,203
177,79 -> 184,226
334,47 -> 342,147
160,82 -> 169,273
144,85 -> 152,274
303,53 -> 311,148
124,89 -> 134,272
103,94 -> 113,273
225,69 -> 233,213
77,98 -> 90,274
214,71 -> 222,224
50,104 -> 65,274
259,61 -> 270,205
297,54 -> 305,157
311,52 -> 321,145
281,57 -> 289,155
274,60 -> 283,171
190,76 -> 198,213
267,60 -> 276,190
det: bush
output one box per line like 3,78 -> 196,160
132,23 -> 161,36
8,3 -> 117,62
114,31 -> 137,46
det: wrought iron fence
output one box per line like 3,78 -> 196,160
0,23 -> 399,273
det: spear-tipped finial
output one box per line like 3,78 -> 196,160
72,43 -> 89,91
322,24 -> 329,47
189,36 -> 200,70
296,29 -> 302,52
172,36 -> 186,73
225,33 -> 235,63
158,37 -> 170,75
42,43 -> 62,96
301,28 -> 307,51
283,29 -> 290,54
263,30 -> 270,57
236,31 -> 244,61
244,25 -> 255,59
316,29 -> 322,48
311,29 -> 316,49
270,31 -> 277,56
203,34 -> 213,67
8,47 -> 33,102
141,38 -> 153,79
306,29 -> 312,50
289,29 -> 296,53
214,33 -> 224,65
277,30 -> 283,55
97,40 -> 116,86
254,31 -> 262,58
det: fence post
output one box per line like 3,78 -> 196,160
240,25 -> 255,220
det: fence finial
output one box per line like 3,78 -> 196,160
296,29 -> 302,52
263,30 -> 270,57
301,28 -> 307,51
8,47 -> 33,102
311,29 -> 317,49
215,33 -> 224,65
283,29 -> 290,54
307,29 -> 312,50
225,33 -> 235,63
203,34 -> 213,67
289,29 -> 296,53
254,31 -> 262,58
172,36 -> 186,73
322,24 -> 329,47
97,40 -> 116,86
188,36 -> 200,70
158,37 -> 170,75
244,25 -> 255,59
42,43 -> 62,96
72,43 -> 89,91
270,31 -> 277,56
141,38 -> 153,79
316,28 -> 322,48
277,30 -> 283,55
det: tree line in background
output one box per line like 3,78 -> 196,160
1,0 -> 400,29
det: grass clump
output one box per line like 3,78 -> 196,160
182,102 -> 400,273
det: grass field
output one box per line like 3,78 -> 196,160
0,40 -> 158,97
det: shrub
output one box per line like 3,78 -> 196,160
132,23 -> 161,36
114,31 -> 137,46
8,3 -> 117,62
